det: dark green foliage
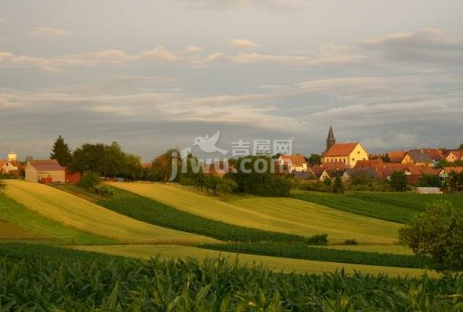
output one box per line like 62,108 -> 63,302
227,156 -> 292,197
344,239 -> 358,245
93,185 -> 115,197
98,188 -> 314,243
418,174 -> 442,187
291,190 -> 463,223
201,242 -> 432,269
78,172 -> 100,189
332,175 -> 344,194
389,171 -> 409,191
307,153 -> 322,166
400,201 -> 463,271
50,135 -> 72,166
150,148 -> 180,182
70,142 -> 143,179
1,243 -> 463,312
448,171 -> 463,193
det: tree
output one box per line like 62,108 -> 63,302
151,148 -> 181,182
332,175 -> 344,194
417,174 -> 441,187
400,201 -> 463,271
307,154 -> 322,166
459,143 -> 463,149
50,135 -> 72,166
448,171 -> 463,193
389,171 -> 408,191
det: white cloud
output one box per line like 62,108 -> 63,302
185,45 -> 203,53
0,47 -> 178,71
25,26 -> 70,37
230,39 -> 260,49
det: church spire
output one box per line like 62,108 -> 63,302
326,126 -> 336,152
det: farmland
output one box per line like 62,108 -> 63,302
3,180 -> 216,244
1,243 -> 456,311
109,182 -> 401,244
292,191 -> 463,223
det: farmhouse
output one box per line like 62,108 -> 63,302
278,154 -> 308,172
25,159 -> 65,183
445,150 -> 463,162
0,153 -> 19,174
401,150 -> 433,167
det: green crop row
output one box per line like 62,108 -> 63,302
200,242 -> 433,269
1,243 -> 463,312
97,188 -> 323,243
292,191 -> 463,223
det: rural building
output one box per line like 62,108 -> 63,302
279,154 -> 308,172
445,150 -> 463,162
401,150 -> 433,167
65,168 -> 81,184
386,151 -> 407,163
310,166 -> 330,181
25,159 -> 65,183
1,152 -> 19,174
322,143 -> 368,168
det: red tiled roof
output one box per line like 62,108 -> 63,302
443,166 -> 463,174
280,154 -> 307,166
320,162 -> 348,171
323,143 -> 358,157
410,149 -> 443,161
387,151 -> 406,163
0,160 -> 5,168
29,159 -> 64,171
310,166 -> 329,178
354,159 -> 383,169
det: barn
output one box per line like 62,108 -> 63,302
25,159 -> 65,183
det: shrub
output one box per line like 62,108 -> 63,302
344,239 -> 358,245
399,200 -> 463,271
78,172 -> 100,189
93,185 -> 115,197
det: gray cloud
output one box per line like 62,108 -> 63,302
361,28 -> 463,65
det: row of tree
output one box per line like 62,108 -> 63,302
51,136 -> 145,180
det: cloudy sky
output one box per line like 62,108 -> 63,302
1,0 -> 463,161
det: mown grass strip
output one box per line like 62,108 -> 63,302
200,242 -> 433,269
97,187 -> 319,243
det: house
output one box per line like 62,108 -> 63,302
320,162 -> 348,177
1,152 -> 19,174
386,151 -> 407,163
322,143 -> 368,168
25,159 -> 65,183
279,154 -> 308,172
310,166 -> 330,182
354,159 -> 383,169
445,150 -> 463,162
64,168 -> 81,184
401,150 -> 433,167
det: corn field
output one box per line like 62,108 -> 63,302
2,243 -> 463,312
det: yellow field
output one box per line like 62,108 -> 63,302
4,180 -> 216,244
322,244 -> 413,255
74,244 -> 436,278
109,182 -> 401,244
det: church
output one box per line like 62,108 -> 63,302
321,126 -> 369,168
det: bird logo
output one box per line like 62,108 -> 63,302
193,130 -> 229,155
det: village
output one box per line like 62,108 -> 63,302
1,127 -> 462,194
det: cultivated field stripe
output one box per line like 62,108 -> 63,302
110,182 -> 401,244
4,180 -> 217,244
74,244 -> 438,278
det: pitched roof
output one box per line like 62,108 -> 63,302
407,150 -> 433,163
354,159 -> 383,169
323,143 -> 358,157
410,149 -> 443,161
29,159 -> 64,171
387,151 -> 406,163
310,166 -> 329,178
280,154 -> 307,167
443,166 -> 463,174
320,162 -> 348,171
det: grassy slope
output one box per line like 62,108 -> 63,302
292,191 -> 463,223
74,245 -> 437,278
4,180 -> 216,244
0,195 -> 114,244
109,182 -> 401,244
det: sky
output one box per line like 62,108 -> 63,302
1,0 -> 463,161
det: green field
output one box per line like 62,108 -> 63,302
0,195 -> 114,244
109,182 -> 401,244
1,243 -> 453,311
4,180 -> 216,244
292,191 -> 463,223
74,244 -> 435,277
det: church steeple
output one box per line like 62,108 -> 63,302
326,126 -> 336,152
